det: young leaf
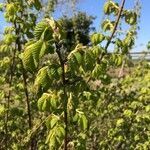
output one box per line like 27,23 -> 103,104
74,52 -> 83,65
34,21 -> 49,39
104,1 -> 119,15
80,114 -> 88,130
34,66 -> 51,91
124,11 -> 137,25
101,19 -> 114,32
91,33 -> 105,45
37,93 -> 51,111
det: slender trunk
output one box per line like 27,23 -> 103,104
4,38 -> 16,149
21,66 -> 32,128
62,64 -> 68,150
56,44 -> 68,150
14,22 -> 34,149
21,64 -> 34,150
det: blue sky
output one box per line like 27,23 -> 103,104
0,0 -> 150,52
75,0 -> 150,52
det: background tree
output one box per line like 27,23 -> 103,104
147,41 -> 150,50
59,12 -> 95,51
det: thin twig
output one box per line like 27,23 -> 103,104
98,0 -> 126,63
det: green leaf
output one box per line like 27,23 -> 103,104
41,27 -> 53,41
83,50 -> 95,71
46,115 -> 60,129
33,0 -> 42,10
57,126 -> 65,138
74,52 -> 83,65
145,105 -> 150,112
35,66 -> 51,91
41,41 -> 55,56
104,1 -> 119,15
27,0 -> 42,10
46,125 -> 64,149
6,3 -> 17,16
0,3 -> 3,11
34,21 -> 49,39
37,93 -> 51,111
75,110 -> 88,130
22,44 -> 37,72
4,34 -> 17,45
22,40 -> 43,72
116,118 -> 124,127
50,96 -> 57,109
22,40 -> 54,72
31,40 -> 43,62
123,109 -> 132,117
80,114 -> 88,130
124,11 -> 137,25
116,38 -> 123,47
147,41 -> 150,50
0,105 -> 5,115
47,64 -> 61,81
50,116 -> 59,128
92,46 -> 105,57
101,19 -> 114,32
91,33 -> 105,45
92,64 -> 102,79
111,54 -> 123,66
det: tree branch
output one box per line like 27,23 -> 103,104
99,0 -> 126,63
